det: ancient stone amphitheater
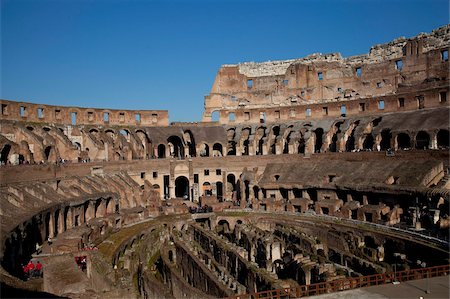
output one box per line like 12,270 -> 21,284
0,25 -> 449,298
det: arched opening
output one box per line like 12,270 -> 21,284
283,129 -> 293,154
167,136 -> 184,159
157,144 -> 166,158
244,180 -> 250,204
397,133 -> 411,150
211,111 -> 220,122
255,127 -> 266,156
415,131 -> 430,149
227,141 -> 236,156
257,139 -> 264,155
314,128 -> 324,153
241,128 -> 251,156
44,146 -> 52,160
0,144 -> 11,164
253,185 -> 260,200
363,134 -> 374,150
175,176 -> 189,199
212,143 -> 223,156
203,182 -> 212,196
227,174 -> 236,196
184,130 -> 196,157
270,126 -> 280,154
216,182 -> 223,201
200,143 -> 209,157
437,129 -> 449,149
380,129 -> 392,150
243,140 -> 249,155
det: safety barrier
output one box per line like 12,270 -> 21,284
225,264 -> 449,299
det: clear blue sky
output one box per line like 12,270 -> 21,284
1,0 -> 448,122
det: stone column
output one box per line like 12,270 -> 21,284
58,209 -> 65,234
48,212 -> 55,238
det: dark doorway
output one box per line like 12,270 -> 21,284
175,176 -> 189,199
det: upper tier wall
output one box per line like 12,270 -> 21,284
203,25 -> 450,123
0,99 -> 169,126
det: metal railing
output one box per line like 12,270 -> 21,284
224,264 -> 449,299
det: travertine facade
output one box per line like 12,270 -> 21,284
0,25 -> 449,299
203,25 -> 449,124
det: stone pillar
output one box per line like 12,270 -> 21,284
305,268 -> 312,285
58,209 -> 65,234
66,207 -> 73,230
431,132 -> 438,149
48,212 -> 55,238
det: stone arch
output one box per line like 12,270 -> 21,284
362,134 -> 374,150
380,129 -> 392,150
396,133 -> 411,150
167,136 -> 184,159
199,143 -> 209,157
157,144 -> 166,158
328,121 -> 343,152
211,110 -> 220,122
436,129 -> 449,148
241,128 -> 251,156
136,129 -> 152,159
183,130 -> 196,157
1,144 -> 12,164
415,131 -> 430,149
283,126 -> 294,154
253,185 -> 260,200
270,126 -> 280,154
212,143 -> 223,157
175,176 -> 189,199
255,126 -> 266,155
226,173 -> 237,199
314,128 -> 324,153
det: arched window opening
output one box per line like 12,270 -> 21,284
314,128 -> 324,153
212,143 -> 223,157
44,146 -> 52,160
200,143 -> 209,157
363,134 -> 374,150
397,133 -> 411,150
157,144 -> 166,158
211,111 -> 220,122
1,144 -> 11,165
167,136 -> 184,159
184,130 -> 196,157
227,141 -> 236,156
415,131 -> 430,150
380,129 -> 392,150
253,185 -> 260,200
437,129 -> 449,149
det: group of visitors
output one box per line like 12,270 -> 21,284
22,260 -> 42,280
75,256 -> 87,272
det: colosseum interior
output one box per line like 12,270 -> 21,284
0,25 -> 449,298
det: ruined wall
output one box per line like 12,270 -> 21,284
203,25 -> 450,123
0,99 -> 169,126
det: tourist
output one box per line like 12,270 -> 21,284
35,261 -> 43,277
27,261 -> 35,278
22,263 -> 29,280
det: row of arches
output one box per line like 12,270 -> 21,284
1,196 -> 119,278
